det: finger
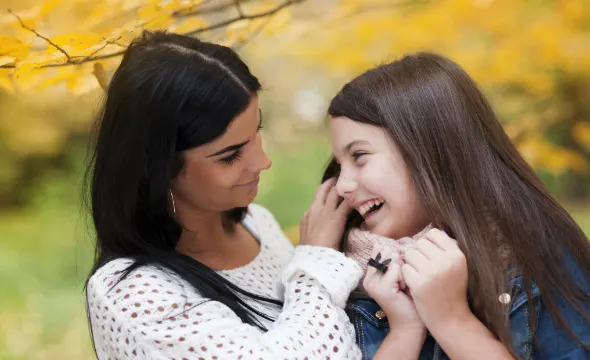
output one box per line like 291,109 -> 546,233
401,263 -> 420,289
415,238 -> 443,260
336,197 -> 353,218
364,261 -> 378,282
389,250 -> 404,266
404,248 -> 429,272
424,228 -> 457,251
365,245 -> 386,279
314,178 -> 337,205
399,279 -> 407,291
382,252 -> 402,286
325,186 -> 341,210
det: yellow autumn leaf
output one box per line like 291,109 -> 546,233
226,19 -> 250,43
48,33 -> 104,54
573,122 -> 590,150
39,0 -> 64,17
544,149 -> 586,174
0,56 -> 15,67
136,4 -> 163,21
38,67 -> 78,89
263,8 -> 291,36
67,74 -> 101,96
0,36 -> 30,60
173,17 -> 208,34
0,71 -> 15,94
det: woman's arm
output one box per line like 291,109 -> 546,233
88,247 -> 363,360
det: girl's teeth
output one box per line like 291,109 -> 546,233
358,199 -> 386,216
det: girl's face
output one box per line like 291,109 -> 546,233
330,116 -> 429,238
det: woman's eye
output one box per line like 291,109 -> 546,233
219,149 -> 243,165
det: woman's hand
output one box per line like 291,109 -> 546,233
299,178 -> 352,249
402,228 -> 471,329
363,244 -> 425,331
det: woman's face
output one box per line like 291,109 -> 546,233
171,96 -> 271,213
330,116 -> 429,238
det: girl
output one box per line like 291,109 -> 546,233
324,52 -> 590,359
83,30 -> 367,359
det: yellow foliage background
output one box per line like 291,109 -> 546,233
1,0 -> 589,359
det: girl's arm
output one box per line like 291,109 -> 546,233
364,245 -> 427,360
402,229 -> 513,360
426,311 -> 513,360
373,326 -> 426,360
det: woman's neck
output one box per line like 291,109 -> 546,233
173,201 -> 259,270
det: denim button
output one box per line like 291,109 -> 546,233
375,309 -> 386,319
499,293 -> 511,304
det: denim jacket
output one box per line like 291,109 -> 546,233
346,255 -> 590,360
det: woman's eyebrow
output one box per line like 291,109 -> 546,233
206,140 -> 249,157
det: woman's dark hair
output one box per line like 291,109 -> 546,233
324,52 -> 590,352
83,31 -> 282,346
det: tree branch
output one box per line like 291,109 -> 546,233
184,0 -> 304,37
7,9 -> 71,61
1,0 -> 305,69
234,0 -> 245,17
173,0 -> 254,18
232,15 -> 272,51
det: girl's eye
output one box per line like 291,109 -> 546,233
219,149 -> 243,165
257,122 -> 264,132
352,151 -> 367,161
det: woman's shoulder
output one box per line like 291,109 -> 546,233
87,258 -> 193,306
247,203 -> 279,226
247,203 -> 294,247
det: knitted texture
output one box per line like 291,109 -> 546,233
87,204 -> 363,359
345,226 -> 432,276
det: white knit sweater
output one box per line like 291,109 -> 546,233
87,204 -> 363,359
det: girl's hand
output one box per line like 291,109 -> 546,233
299,178 -> 352,249
402,228 -> 471,329
363,244 -> 425,331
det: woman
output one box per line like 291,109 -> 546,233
83,30 -> 365,359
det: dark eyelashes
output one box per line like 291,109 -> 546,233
219,119 -> 263,165
219,149 -> 243,165
352,151 -> 367,160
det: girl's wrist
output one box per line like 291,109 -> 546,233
388,321 -> 426,338
425,304 -> 474,335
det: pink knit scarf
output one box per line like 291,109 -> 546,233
345,226 -> 432,276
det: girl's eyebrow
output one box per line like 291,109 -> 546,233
342,140 -> 370,153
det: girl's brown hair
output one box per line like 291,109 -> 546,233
324,52 -> 590,352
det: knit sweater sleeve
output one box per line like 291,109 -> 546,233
87,211 -> 363,359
